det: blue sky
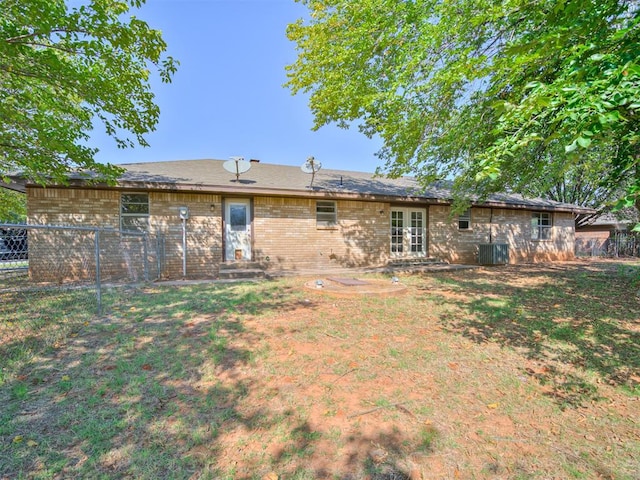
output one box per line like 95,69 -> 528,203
90,0 -> 384,173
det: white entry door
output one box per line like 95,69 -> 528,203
390,208 -> 427,257
225,199 -> 251,261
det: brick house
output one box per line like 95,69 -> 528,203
8,159 -> 593,279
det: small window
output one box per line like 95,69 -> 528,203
121,193 -> 149,232
532,212 -> 552,240
316,200 -> 337,227
458,208 -> 471,230
229,204 -> 247,231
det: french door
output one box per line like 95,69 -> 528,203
390,208 -> 427,257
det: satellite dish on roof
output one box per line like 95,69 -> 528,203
301,156 -> 322,188
223,156 -> 251,181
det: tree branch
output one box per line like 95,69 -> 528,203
14,41 -> 81,56
4,28 -> 89,44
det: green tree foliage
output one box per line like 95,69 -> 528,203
286,0 -> 639,215
0,0 -> 177,185
0,188 -> 26,222
525,143 -> 632,226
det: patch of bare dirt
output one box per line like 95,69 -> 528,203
211,260 -> 640,478
304,277 -> 408,296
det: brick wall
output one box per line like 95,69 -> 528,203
429,206 -> 575,264
429,205 -> 491,264
253,197 -> 389,270
26,187 -> 577,280
148,192 -> 222,278
28,187 -> 121,228
27,187 -> 223,280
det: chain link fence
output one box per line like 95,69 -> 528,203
0,224 -> 165,379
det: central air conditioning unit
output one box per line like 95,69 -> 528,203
478,243 -> 509,265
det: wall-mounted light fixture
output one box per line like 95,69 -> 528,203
178,206 -> 190,220
210,204 -> 215,212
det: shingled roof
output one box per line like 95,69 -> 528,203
118,159 -> 432,199
116,159 -> 592,214
4,158 -> 593,214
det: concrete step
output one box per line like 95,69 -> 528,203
217,268 -> 266,280
387,257 -> 445,266
384,257 -> 451,273
219,261 -> 263,270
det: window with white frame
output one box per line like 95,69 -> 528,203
316,200 -> 337,227
531,212 -> 552,240
458,208 -> 471,230
120,193 -> 149,232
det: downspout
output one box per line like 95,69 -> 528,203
489,208 -> 494,244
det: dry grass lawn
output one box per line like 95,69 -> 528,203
1,259 -> 639,479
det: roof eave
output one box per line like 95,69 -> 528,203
0,177 -> 27,193
107,180 -> 602,213
476,200 -> 596,215
118,180 -> 452,204
20,177 -> 596,213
